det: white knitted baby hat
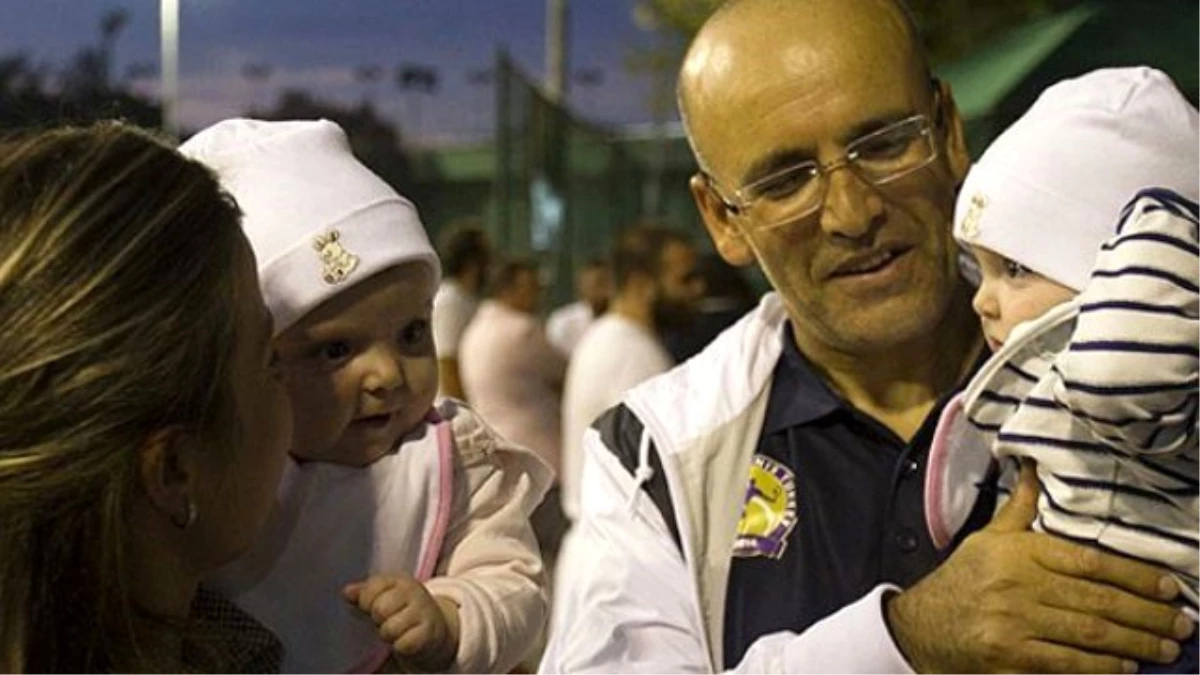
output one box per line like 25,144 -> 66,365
180,118 -> 441,333
954,66 -> 1198,291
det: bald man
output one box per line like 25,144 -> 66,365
541,0 -> 1194,672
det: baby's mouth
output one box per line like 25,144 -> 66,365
352,412 -> 394,428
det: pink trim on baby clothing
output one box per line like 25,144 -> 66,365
416,409 -> 454,582
351,410 -> 456,674
925,392 -> 963,550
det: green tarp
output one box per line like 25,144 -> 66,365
938,0 -> 1199,155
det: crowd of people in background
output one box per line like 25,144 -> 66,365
426,218 -> 753,552
434,219 -> 746,597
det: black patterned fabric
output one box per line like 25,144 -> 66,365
186,588 -> 283,673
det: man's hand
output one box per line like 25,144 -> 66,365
887,460 -> 1194,673
344,574 -> 461,672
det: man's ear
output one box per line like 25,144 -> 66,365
933,79 -> 971,184
689,173 -> 755,267
137,427 -> 198,525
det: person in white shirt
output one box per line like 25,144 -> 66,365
545,259 -> 612,357
560,226 -> 702,524
552,227 -> 703,625
460,258 -> 569,573
460,258 -> 567,476
432,223 -> 491,400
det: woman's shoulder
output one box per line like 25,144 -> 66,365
188,589 -> 283,673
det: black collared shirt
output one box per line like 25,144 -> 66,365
723,324 -> 973,668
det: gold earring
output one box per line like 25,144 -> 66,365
170,498 -> 197,529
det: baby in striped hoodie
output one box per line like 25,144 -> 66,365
924,67 -> 1198,673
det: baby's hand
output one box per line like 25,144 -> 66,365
344,574 -> 460,672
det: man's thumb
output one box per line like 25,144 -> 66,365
987,458 -> 1038,533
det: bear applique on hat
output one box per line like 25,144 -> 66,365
180,118 -> 441,334
954,66 -> 1199,291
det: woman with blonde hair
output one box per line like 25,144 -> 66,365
0,122 -> 291,672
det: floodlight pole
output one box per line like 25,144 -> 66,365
160,0 -> 180,139
545,0 -> 568,104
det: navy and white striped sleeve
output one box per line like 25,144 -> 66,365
1052,188 -> 1199,456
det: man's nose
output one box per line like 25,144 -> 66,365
972,282 -> 999,320
362,343 -> 404,394
818,166 -> 884,241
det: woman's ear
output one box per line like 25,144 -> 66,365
137,427 -> 199,528
689,173 -> 755,267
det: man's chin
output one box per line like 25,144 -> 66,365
813,295 -> 950,353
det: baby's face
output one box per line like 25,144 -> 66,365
968,245 -> 1076,352
274,263 -> 438,466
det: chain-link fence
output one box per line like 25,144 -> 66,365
493,51 -> 647,308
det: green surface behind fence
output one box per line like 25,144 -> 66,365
493,51 -> 648,308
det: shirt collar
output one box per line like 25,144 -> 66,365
762,322 -> 990,437
762,321 -> 843,435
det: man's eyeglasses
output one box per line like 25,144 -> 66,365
704,90 -> 944,230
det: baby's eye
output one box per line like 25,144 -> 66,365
400,320 -> 430,347
318,341 -> 352,361
1004,260 -> 1032,278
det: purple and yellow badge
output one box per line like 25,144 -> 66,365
733,454 -> 798,559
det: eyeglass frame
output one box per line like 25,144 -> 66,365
700,82 -> 947,228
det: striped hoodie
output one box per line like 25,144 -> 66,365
949,188 -> 1198,608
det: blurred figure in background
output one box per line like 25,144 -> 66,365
663,252 -> 760,363
432,221 -> 491,400
460,258 -> 566,476
558,226 -> 703,545
546,259 -> 612,357
460,258 -> 568,574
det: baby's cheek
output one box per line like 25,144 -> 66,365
404,356 -> 438,399
284,375 -> 346,426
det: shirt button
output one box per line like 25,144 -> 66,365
902,459 -> 920,477
894,529 -> 919,552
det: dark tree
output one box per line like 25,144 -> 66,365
251,88 -> 418,198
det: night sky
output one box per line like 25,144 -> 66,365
1,0 -> 672,144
